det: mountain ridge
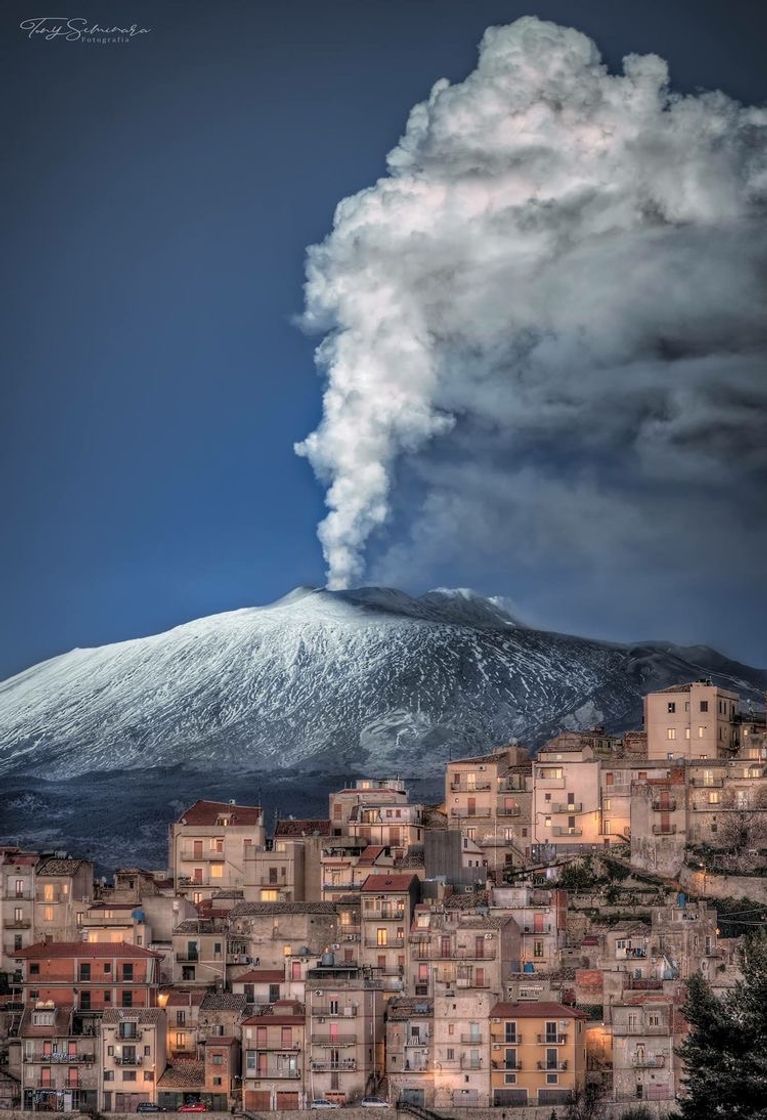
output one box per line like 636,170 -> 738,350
0,585 -> 764,780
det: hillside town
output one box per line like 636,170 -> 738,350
1,680 -> 766,1117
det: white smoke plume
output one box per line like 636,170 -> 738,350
296,16 -> 767,592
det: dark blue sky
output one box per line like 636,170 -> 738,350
2,0 -> 766,679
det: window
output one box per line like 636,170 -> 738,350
122,963 -> 134,981
175,1033 -> 186,1049
603,799 -> 611,811
546,1073 -> 558,1084
144,1071 -> 154,1082
269,984 -> 280,1003
103,1070 -> 114,1082
544,816 -> 551,828
685,728 -> 691,739
15,879 -> 25,897
182,966 -> 195,981
30,963 -> 40,975
700,701 -> 709,712
210,863 -> 223,879
446,1048 -> 454,1061
708,791 -> 720,805
176,1011 -> 186,1026
123,1071 -> 137,1082
43,884 -> 54,902
667,728 -> 676,741
698,727 -> 705,738
667,702 -> 676,713
121,991 -> 133,1008
213,1077 -> 222,1086
545,1047 -> 558,1069
43,906 -> 54,922
33,1011 -> 54,1026
119,1023 -> 137,1039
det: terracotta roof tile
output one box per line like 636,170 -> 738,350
361,873 -> 418,893
490,1001 -> 587,1019
274,819 -> 332,838
16,941 -> 160,960
177,800 -> 262,826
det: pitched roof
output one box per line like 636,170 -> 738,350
199,992 -> 248,1012
274,819 -> 332,838
361,873 -> 418,893
490,1001 -> 587,1020
176,800 -> 262,826
36,858 -> 89,877
102,1008 -> 166,1024
231,902 -> 336,917
233,969 -> 285,984
157,1060 -> 205,1088
386,997 -> 433,1020
162,989 -> 206,1008
16,941 -> 160,960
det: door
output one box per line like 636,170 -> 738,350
467,797 -> 476,817
276,1092 -> 299,1110
245,1091 -> 271,1110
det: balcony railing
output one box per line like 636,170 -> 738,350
495,1036 -> 523,1046
552,827 -> 582,837
491,1061 -> 522,1071
25,1052 -> 96,1064
651,825 -> 677,835
496,806 -> 521,818
405,1036 -> 430,1047
537,1061 -> 568,1071
179,850 -> 225,862
460,1035 -> 484,1045
450,781 -> 493,792
460,1057 -> 483,1070
115,1056 -> 143,1066
311,1006 -> 358,1018
412,947 -> 497,961
250,1067 -> 301,1080
117,1031 -> 143,1042
651,800 -> 677,812
364,938 -> 405,949
311,1034 -> 356,1047
689,777 -> 724,787
5,919 -> 32,929
311,1059 -> 357,1072
450,808 -> 492,819
362,909 -> 405,921
537,1034 -> 567,1045
551,803 -> 583,814
175,953 -> 200,963
632,1055 -> 665,1068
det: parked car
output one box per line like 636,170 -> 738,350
178,1105 -> 207,1113
361,1100 -> 390,1109
137,1107 -> 165,1114
310,1100 -> 341,1110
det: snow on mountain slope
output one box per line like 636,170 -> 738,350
0,586 -> 764,779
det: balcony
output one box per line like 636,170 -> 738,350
175,954 -> 200,963
117,1031 -> 143,1042
405,1036 -> 430,1047
492,1061 -> 522,1071
460,1035 -> 484,1045
311,1034 -> 357,1047
537,1061 -> 568,1071
552,827 -> 582,837
179,850 -> 225,862
10,891 -> 35,901
651,800 -> 677,812
450,808 -> 492,819
412,946 -> 497,961
497,1036 -> 522,1046
311,1006 -> 358,1019
537,1034 -> 567,1045
632,1055 -> 666,1068
251,1067 -> 301,1080
689,777 -> 724,787
364,938 -> 405,949
115,1056 -> 143,1066
25,1052 -> 96,1064
450,781 -> 492,792
363,908 -> 405,920
651,825 -> 677,836
551,803 -> 583,814
311,1059 -> 357,1072
460,1057 -> 483,1070
5,919 -> 32,929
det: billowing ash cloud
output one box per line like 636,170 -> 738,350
296,16 -> 767,594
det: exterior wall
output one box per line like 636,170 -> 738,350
611,1001 -> 681,1104
304,972 -> 385,1104
228,906 -> 340,971
432,991 -> 491,1108
1,853 -> 37,976
100,1013 -> 167,1112
19,949 -> 159,1011
19,1011 -> 99,1113
488,1007 -> 587,1108
170,804 -> 265,903
243,1008 -> 305,1111
445,751 -> 532,858
533,750 -> 603,848
360,879 -> 419,989
386,1000 -> 434,1108
490,888 -> 568,974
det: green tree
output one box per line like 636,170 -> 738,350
677,934 -> 767,1118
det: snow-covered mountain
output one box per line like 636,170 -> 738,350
0,586 -> 764,779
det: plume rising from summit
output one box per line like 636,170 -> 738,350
296,16 -> 767,613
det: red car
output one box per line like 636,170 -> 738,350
178,1105 -> 206,1113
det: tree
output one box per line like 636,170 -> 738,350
564,1084 -> 603,1120
677,933 -> 767,1118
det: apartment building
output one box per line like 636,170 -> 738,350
159,988 -> 205,1058
424,831 -> 488,889
100,1007 -> 167,1112
15,942 -> 160,1011
385,997 -> 433,1108
227,902 -> 340,971
533,743 -> 603,848
347,803 -> 424,861
171,919 -> 231,987
645,681 -> 739,760
304,955 -> 385,1105
445,748 -> 532,862
202,1035 -> 241,1109
320,840 -> 394,902
489,1001 -> 587,1108
490,886 -> 568,975
14,1004 -> 99,1112
170,801 -> 265,902
612,996 -> 684,1105
242,1000 -> 305,1110
329,781 -> 409,835
244,821 -> 330,904
407,902 -> 520,1001
34,859 -> 93,943
360,874 -> 419,987
1,849 -> 37,976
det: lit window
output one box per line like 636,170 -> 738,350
667,728 -> 676,741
